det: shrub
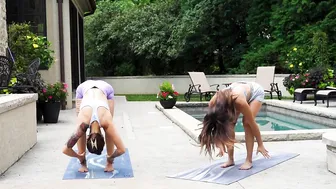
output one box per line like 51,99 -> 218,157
283,72 -> 312,95
0,78 -> 18,94
308,67 -> 335,89
8,23 -> 54,72
285,46 -> 313,75
157,81 -> 179,100
283,66 -> 336,95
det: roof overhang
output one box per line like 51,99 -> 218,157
72,0 -> 97,17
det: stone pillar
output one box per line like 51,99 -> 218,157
41,0 -> 72,109
322,132 -> 336,174
0,0 -> 8,56
62,0 -> 73,109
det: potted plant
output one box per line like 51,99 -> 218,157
8,23 -> 54,72
157,81 -> 179,109
26,35 -> 54,70
38,82 -> 68,123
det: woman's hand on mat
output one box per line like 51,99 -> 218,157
216,144 -> 225,157
217,150 -> 224,157
257,145 -> 270,158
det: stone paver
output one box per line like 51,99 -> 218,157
0,97 -> 335,189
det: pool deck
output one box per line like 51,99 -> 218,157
0,97 -> 336,189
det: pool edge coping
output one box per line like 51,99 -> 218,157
174,99 -> 336,119
155,102 -> 336,143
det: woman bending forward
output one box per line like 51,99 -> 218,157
198,81 -> 270,170
62,80 -> 126,173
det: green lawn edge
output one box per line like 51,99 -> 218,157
115,94 -> 294,101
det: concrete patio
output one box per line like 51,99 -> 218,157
0,96 -> 335,189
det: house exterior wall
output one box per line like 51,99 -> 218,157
39,0 -> 94,109
40,0 -> 73,109
62,0 -> 73,110
0,0 -> 8,55
41,0 -> 60,84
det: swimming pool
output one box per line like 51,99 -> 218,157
178,106 -> 332,132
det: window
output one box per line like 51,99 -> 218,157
6,0 -> 47,36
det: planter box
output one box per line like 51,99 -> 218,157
36,101 -> 43,122
295,93 -> 307,101
42,101 -> 61,123
0,94 -> 38,175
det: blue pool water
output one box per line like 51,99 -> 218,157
178,107 -> 331,132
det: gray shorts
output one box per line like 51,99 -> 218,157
248,82 -> 265,103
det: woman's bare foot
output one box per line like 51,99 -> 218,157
77,153 -> 88,172
239,160 -> 253,170
104,163 -> 114,172
78,164 -> 88,172
221,159 -> 235,168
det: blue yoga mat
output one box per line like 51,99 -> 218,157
62,148 -> 134,180
167,152 -> 299,185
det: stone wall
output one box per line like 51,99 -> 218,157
0,0 -> 7,55
88,74 -> 291,97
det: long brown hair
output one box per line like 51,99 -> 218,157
198,89 -> 238,158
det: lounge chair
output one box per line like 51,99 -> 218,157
220,66 -> 282,100
255,66 -> 282,100
184,72 -> 220,102
293,88 -> 318,104
314,86 -> 336,108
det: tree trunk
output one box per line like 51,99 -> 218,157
218,52 -> 225,73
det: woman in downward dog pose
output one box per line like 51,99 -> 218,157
198,81 -> 270,170
62,80 -> 126,173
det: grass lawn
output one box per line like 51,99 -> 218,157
115,94 -> 202,101
116,94 -> 293,101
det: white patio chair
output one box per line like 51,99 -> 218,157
184,72 -> 220,102
255,66 -> 282,100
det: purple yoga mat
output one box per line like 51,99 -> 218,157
167,151 -> 299,185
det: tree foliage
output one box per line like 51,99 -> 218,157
84,0 -> 336,76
